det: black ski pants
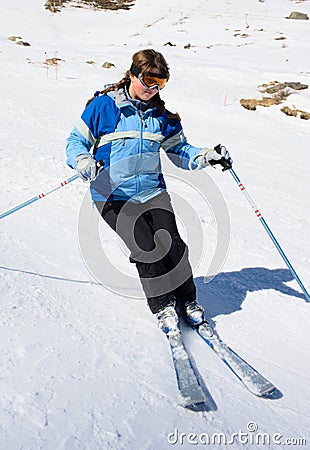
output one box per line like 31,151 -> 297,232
95,192 -> 196,314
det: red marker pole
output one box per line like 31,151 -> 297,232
55,51 -> 58,80
45,51 -> 49,78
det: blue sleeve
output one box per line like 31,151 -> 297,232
65,95 -> 120,169
66,127 -> 92,169
160,115 -> 203,170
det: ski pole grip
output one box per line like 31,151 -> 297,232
220,158 -> 233,171
213,144 -> 232,171
97,160 -> 104,168
96,160 -> 104,176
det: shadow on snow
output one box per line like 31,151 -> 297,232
195,267 -> 306,319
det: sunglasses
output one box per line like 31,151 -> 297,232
130,63 -> 168,90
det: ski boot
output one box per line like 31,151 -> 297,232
156,303 -> 179,335
185,300 -> 213,337
184,300 -> 205,326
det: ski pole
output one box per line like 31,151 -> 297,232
0,174 -> 79,220
229,167 -> 310,302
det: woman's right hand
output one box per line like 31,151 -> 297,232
76,154 -> 98,182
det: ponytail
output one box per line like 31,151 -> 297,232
85,71 -> 130,107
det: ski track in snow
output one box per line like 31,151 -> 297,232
0,0 -> 310,448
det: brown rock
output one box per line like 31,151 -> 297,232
286,12 -> 309,20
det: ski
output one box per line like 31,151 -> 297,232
195,322 -> 280,398
167,331 -> 208,410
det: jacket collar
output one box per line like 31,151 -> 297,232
112,85 -> 154,113
114,87 -> 131,108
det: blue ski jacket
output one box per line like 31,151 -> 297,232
66,87 -> 203,203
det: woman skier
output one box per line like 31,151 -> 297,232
66,49 -> 232,335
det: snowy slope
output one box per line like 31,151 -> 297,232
0,0 -> 310,448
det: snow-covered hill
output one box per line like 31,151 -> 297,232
0,0 -> 309,448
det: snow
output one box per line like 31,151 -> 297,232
0,0 -> 310,448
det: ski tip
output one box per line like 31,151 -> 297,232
260,387 -> 283,400
180,394 -> 217,412
183,401 -> 211,412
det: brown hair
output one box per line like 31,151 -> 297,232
85,49 -> 180,120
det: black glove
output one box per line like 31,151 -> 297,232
208,144 -> 233,171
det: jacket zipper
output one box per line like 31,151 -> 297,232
136,113 -> 145,201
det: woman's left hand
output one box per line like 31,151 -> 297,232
189,145 -> 233,171
207,144 -> 233,171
